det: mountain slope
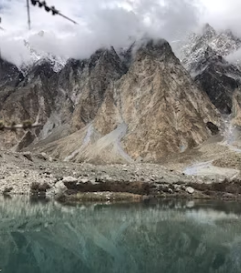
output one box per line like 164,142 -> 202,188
0,47 -> 127,150
34,39 -> 220,163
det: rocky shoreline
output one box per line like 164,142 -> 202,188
58,178 -> 241,203
1,150 -> 241,202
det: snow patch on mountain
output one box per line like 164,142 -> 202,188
178,23 -> 241,74
0,30 -> 68,73
22,42 -> 67,73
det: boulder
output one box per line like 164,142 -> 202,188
186,187 -> 195,194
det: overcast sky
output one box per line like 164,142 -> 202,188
0,0 -> 240,67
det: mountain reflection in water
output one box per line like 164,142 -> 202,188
0,197 -> 241,273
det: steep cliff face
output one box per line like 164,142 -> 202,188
0,38 -> 220,163
0,60 -> 61,149
193,47 -> 240,114
66,47 -> 127,130
93,40 -> 220,162
180,24 -> 241,114
0,59 -> 22,86
36,40 -> 220,163
0,47 -> 127,149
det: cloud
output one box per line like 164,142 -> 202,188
0,0 -> 203,67
226,49 -> 241,65
200,0 -> 241,37
0,36 -> 33,67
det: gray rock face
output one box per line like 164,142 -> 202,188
0,58 -> 23,87
195,49 -> 240,114
0,47 -> 127,149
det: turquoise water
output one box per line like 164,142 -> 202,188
1,197 -> 241,273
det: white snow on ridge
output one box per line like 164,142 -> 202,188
177,24 -> 241,72
0,30 -> 68,72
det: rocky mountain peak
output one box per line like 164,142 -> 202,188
135,39 -> 175,62
49,38 -> 220,163
180,24 -> 241,71
118,42 -> 136,68
180,24 -> 241,114
86,47 -> 127,77
202,23 -> 216,40
185,45 -> 224,77
21,37 -> 67,73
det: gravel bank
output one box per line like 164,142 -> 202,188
1,150 -> 241,201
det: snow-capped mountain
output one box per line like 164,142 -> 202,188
178,24 -> 241,114
0,30 -> 67,74
22,32 -> 67,73
180,24 -> 241,75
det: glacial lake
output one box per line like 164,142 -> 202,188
1,197 -> 241,273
